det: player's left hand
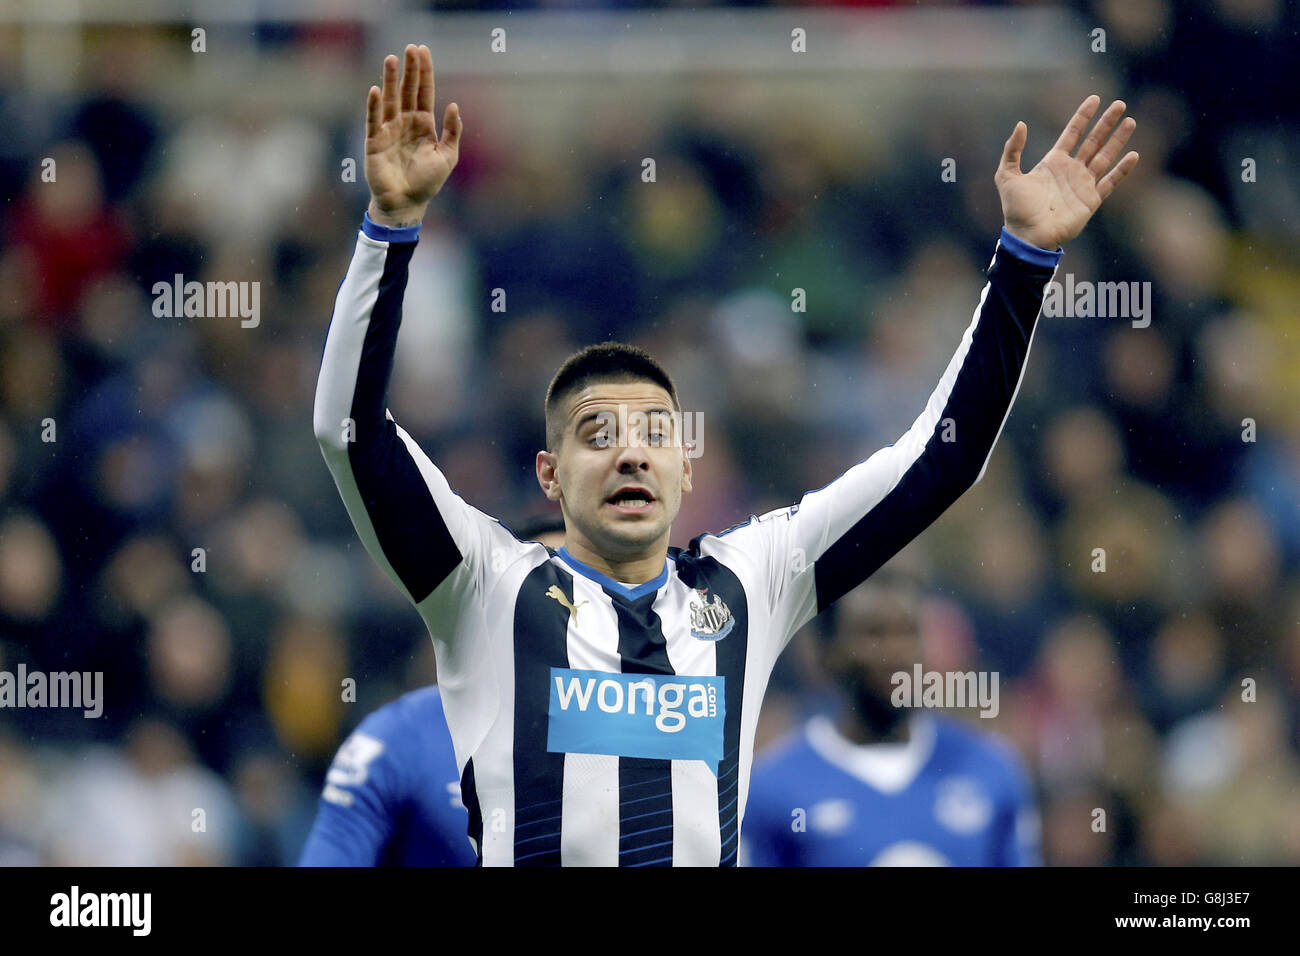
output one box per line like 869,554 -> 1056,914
996,94 -> 1138,251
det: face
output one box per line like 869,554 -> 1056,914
536,380 -> 693,563
826,583 -> 923,704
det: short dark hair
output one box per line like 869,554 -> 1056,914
544,341 -> 680,452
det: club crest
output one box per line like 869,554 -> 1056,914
689,588 -> 734,641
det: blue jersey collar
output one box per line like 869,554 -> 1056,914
557,546 -> 669,600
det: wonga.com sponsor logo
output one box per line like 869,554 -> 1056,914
547,668 -> 725,772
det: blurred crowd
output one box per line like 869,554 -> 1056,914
1,0 -> 1298,865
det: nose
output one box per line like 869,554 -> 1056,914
614,435 -> 651,472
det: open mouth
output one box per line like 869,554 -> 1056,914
606,487 -> 656,512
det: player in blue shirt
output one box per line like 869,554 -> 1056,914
298,684 -> 474,866
743,563 -> 1041,866
298,515 -> 566,867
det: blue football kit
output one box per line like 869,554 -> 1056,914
743,713 -> 1041,866
299,686 -> 476,866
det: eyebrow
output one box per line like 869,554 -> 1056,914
572,407 -> 675,433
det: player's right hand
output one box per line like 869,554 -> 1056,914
365,44 -> 462,226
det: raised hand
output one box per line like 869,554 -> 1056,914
365,44 -> 462,227
996,95 -> 1138,251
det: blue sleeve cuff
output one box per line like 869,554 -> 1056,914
998,227 -> 1062,268
361,210 -> 422,243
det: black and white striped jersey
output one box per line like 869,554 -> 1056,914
313,213 -> 1061,866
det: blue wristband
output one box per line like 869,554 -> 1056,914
361,210 -> 421,243
998,227 -> 1062,267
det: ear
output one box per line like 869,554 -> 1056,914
681,445 -> 693,495
537,449 -> 563,501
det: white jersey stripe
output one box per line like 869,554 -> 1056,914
560,575 -> 623,865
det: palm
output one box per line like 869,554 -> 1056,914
996,95 -> 1138,250
364,45 -> 461,215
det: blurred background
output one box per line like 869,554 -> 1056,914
1,0 -> 1298,866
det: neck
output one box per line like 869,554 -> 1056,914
834,694 -> 911,746
561,537 -> 668,585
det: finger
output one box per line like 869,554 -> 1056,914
1052,94 -> 1101,155
400,44 -> 419,114
1088,115 -> 1136,179
440,102 -> 463,153
1097,151 -> 1139,202
381,54 -> 399,124
1076,99 -> 1127,166
365,86 -> 381,140
417,45 -> 434,113
999,121 -> 1027,178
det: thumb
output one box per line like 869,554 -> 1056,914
998,121 -> 1026,179
440,102 -> 463,151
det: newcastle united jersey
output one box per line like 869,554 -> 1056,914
313,214 -> 1061,866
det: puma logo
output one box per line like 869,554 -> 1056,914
546,585 -> 588,623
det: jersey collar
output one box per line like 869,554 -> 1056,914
556,546 -> 670,601
806,713 -> 937,795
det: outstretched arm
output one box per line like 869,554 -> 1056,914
314,46 -> 511,613
712,97 -> 1138,658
